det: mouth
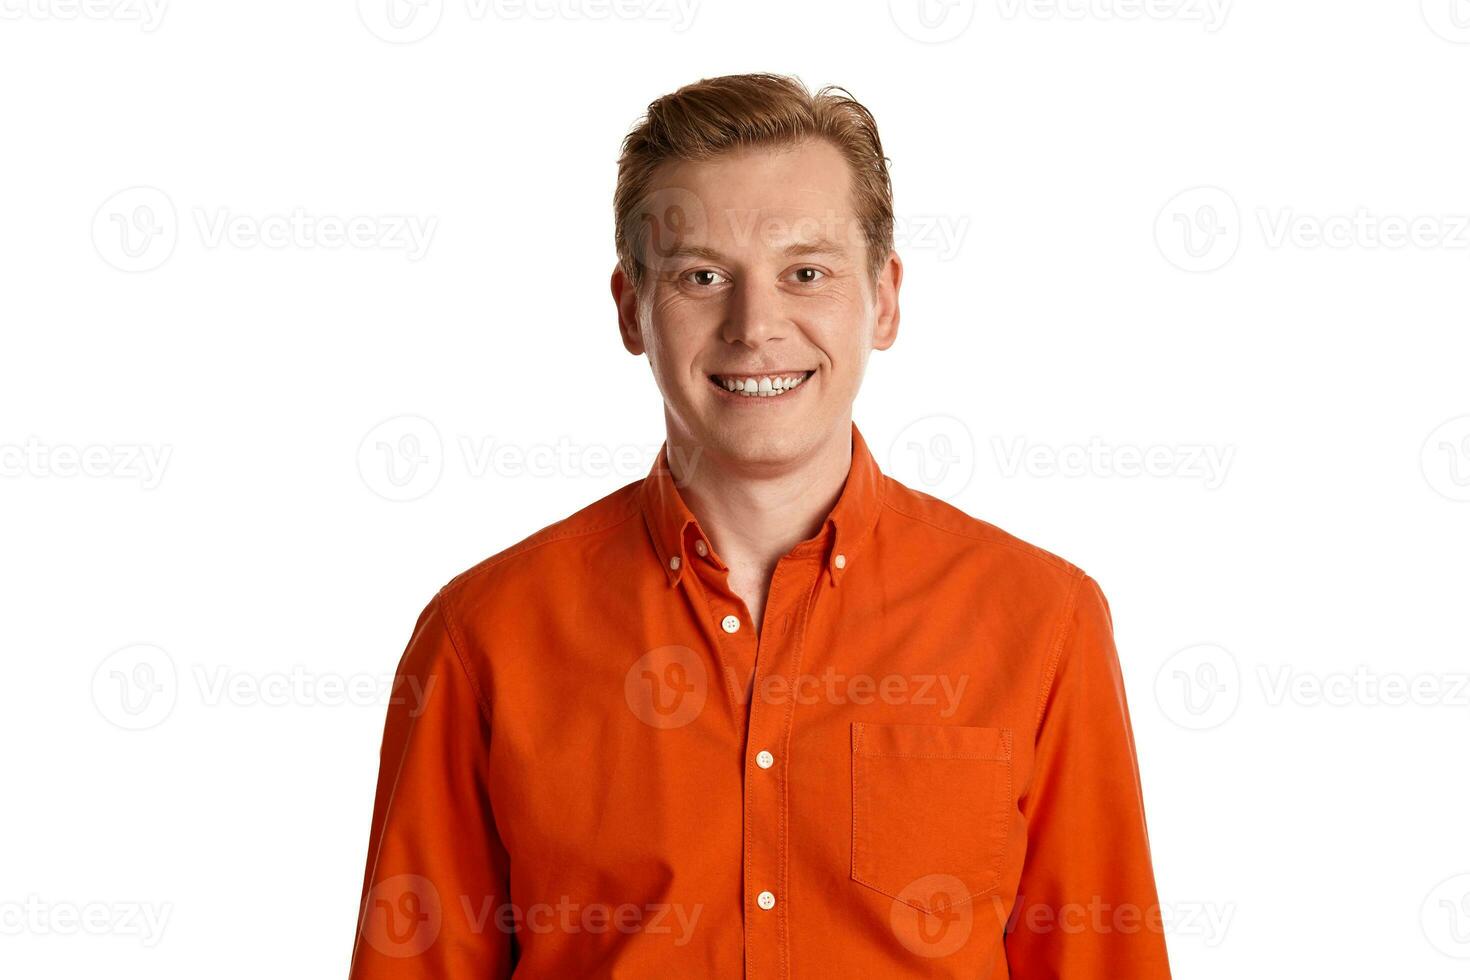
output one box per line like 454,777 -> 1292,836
706,369 -> 815,400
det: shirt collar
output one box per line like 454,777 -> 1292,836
639,421 -> 886,590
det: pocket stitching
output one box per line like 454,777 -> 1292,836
851,724 -> 1013,913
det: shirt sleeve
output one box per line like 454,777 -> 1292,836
1003,574 -> 1172,979
348,592 -> 514,979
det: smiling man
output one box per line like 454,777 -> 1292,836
349,73 -> 1171,978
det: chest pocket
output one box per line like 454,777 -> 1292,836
850,722 -> 1014,913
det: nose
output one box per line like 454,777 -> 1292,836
721,277 -> 787,349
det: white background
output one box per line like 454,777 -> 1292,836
3,1 -> 1468,976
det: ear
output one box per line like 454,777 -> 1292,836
610,264 -> 645,356
871,250 -> 902,352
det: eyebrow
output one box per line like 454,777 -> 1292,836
660,237 -> 851,263
782,237 -> 849,259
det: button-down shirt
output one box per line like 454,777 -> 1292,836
348,422 -> 1171,978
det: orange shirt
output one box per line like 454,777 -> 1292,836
349,422 -> 1171,978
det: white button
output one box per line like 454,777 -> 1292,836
668,556 -> 681,571
834,553 -> 846,569
757,890 -> 776,910
721,614 -> 740,634
694,540 -> 708,557
756,750 -> 774,769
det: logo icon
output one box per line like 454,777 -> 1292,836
889,874 -> 975,958
1154,643 -> 1240,730
357,415 -> 444,502
627,185 -> 710,278
889,0 -> 976,43
624,645 -> 708,729
362,874 -> 443,958
92,644 -> 179,730
1422,415 -> 1470,502
1155,186 -> 1240,273
1422,0 -> 1470,42
93,186 -> 178,273
1422,873 -> 1470,958
888,415 -> 975,501
358,0 -> 443,42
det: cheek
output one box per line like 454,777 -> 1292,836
807,316 -> 870,373
801,286 -> 870,350
645,303 -> 716,378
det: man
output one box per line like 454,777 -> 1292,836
349,73 -> 1171,978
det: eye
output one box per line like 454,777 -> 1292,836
685,269 -> 727,287
790,267 -> 826,284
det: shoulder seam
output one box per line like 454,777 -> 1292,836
1033,569 -> 1087,732
880,496 -> 1075,573
432,586 -> 495,729
445,489 -> 643,594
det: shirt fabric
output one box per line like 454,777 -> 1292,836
348,421 -> 1172,979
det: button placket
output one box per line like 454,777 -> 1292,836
740,553 -> 824,980
672,549 -> 762,717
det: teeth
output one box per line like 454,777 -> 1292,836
712,372 -> 810,398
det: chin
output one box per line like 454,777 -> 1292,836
699,420 -> 813,468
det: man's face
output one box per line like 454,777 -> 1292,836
613,138 -> 900,470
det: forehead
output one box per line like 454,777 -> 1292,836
647,138 -> 859,251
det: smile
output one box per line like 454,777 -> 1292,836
707,370 -> 814,398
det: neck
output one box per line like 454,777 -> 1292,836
665,421 -> 853,615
